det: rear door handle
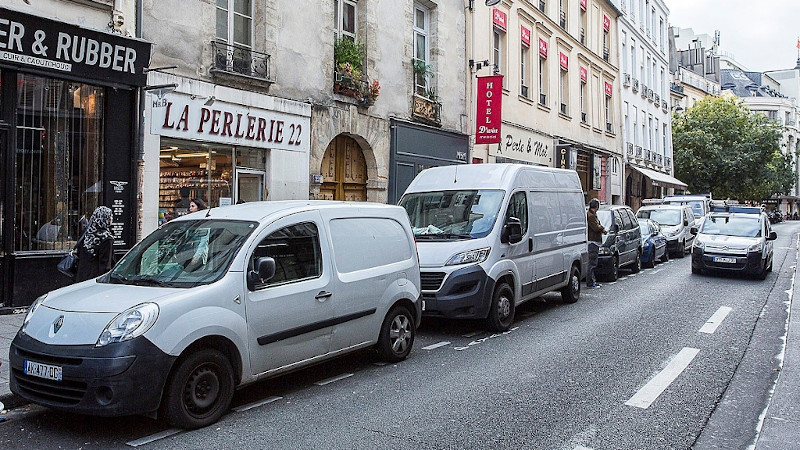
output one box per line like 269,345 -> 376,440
315,291 -> 332,301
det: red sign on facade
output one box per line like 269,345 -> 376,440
521,25 -> 531,47
604,81 -> 613,97
580,0 -> 587,10
476,75 -> 504,144
493,9 -> 507,31
580,66 -> 588,83
603,15 -> 610,31
559,52 -> 569,71
539,38 -> 548,58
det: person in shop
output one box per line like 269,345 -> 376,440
189,198 -> 207,213
175,187 -> 192,212
185,198 -> 209,270
75,206 -> 115,282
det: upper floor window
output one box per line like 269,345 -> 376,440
216,0 -> 252,48
413,4 -> 431,95
335,0 -> 358,41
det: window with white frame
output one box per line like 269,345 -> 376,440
334,0 -> 358,41
413,3 -> 430,96
521,40 -> 531,98
559,66 -> 568,115
622,32 -> 628,73
580,73 -> 587,122
216,0 -> 252,48
605,88 -> 612,131
493,26 -> 507,88
539,43 -> 549,105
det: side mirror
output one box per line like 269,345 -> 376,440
768,231 -> 777,241
501,217 -> 523,244
247,256 -> 276,290
690,227 -> 698,235
610,223 -> 619,233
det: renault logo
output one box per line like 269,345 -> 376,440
53,316 -> 64,335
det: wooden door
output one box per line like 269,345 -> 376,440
320,135 -> 367,201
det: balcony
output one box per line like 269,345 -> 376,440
641,84 -> 648,98
606,122 -> 613,133
662,100 -> 669,112
581,112 -> 588,124
580,27 -> 585,45
656,154 -> 663,165
644,149 -> 651,161
626,142 -> 634,156
623,73 -> 631,87
654,93 -> 660,104
560,103 -> 568,116
603,46 -> 609,62
539,0 -> 545,13
635,145 -> 643,159
333,68 -> 375,106
211,40 -> 272,82
412,94 -> 441,126
670,83 -> 684,95
632,78 -> 640,93
559,11 -> 566,29
539,93 -> 547,106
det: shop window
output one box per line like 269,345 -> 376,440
15,74 -> 104,252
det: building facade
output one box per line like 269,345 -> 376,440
468,0 -> 623,205
0,2 -> 151,308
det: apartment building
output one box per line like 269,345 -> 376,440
468,0 -> 623,204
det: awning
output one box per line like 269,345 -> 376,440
629,165 -> 688,188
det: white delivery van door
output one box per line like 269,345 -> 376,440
530,191 -> 566,292
505,191 -> 536,297
245,211 -> 335,375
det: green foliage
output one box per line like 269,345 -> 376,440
412,58 -> 434,79
334,37 -> 365,71
673,95 -> 795,202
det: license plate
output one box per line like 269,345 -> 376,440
24,360 -> 62,381
713,256 -> 736,264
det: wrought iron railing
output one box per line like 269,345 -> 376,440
627,142 -> 634,156
211,40 -> 271,81
333,68 -> 374,105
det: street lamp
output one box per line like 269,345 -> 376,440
469,0 -> 502,9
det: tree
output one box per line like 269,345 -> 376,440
672,95 -> 795,202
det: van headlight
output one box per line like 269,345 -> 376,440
748,242 -> 763,253
96,303 -> 159,347
19,294 -> 47,336
694,238 -> 705,250
446,247 -> 491,266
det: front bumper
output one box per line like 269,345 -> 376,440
420,265 -> 494,320
665,237 -> 682,252
10,332 -> 176,416
691,248 -> 764,274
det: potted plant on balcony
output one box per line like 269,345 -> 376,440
412,58 -> 434,97
360,79 -> 381,106
334,37 -> 367,99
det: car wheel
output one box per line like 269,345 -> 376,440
676,241 -> 686,258
691,265 -> 703,275
377,305 -> 415,363
607,255 -> 619,281
631,251 -> 642,273
767,254 -> 773,272
161,349 -> 235,430
644,249 -> 656,268
660,248 -> 669,263
561,265 -> 581,304
756,260 -> 768,280
486,282 -> 515,332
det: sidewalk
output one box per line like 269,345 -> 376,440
0,312 -> 24,410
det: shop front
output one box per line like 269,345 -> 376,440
625,164 -> 688,211
489,122 -> 553,167
143,73 -> 311,235
0,8 -> 151,308
387,119 -> 469,204
554,138 -> 619,205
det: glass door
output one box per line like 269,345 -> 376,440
235,169 -> 265,203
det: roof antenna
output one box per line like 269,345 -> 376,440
453,164 -> 458,183
205,207 -> 212,218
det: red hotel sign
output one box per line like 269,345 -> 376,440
476,75 -> 503,144
580,0 -> 587,11
603,15 -> 611,31
521,26 -> 531,47
539,38 -> 548,58
604,81 -> 613,97
580,66 -> 588,83
559,52 -> 569,71
492,9 -> 507,31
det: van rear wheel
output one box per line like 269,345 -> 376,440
561,265 -> 581,304
377,306 -> 415,363
160,349 -> 234,430
486,282 -> 515,332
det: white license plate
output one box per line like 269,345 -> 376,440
713,256 -> 737,264
24,360 -> 62,381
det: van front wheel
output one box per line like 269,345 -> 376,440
377,306 -> 415,363
161,349 -> 235,430
486,282 -> 515,332
561,265 -> 581,304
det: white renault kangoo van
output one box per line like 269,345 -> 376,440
399,164 -> 587,332
10,201 -> 420,429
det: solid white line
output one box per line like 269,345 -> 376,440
422,341 -> 451,350
625,347 -> 700,409
574,446 -> 594,450
314,373 -> 353,386
699,307 -> 733,334
233,396 -> 283,412
126,429 -> 182,447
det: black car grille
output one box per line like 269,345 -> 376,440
420,272 -> 446,291
12,367 -> 87,405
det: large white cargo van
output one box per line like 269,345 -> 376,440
399,164 -> 587,331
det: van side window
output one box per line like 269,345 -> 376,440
506,191 -> 528,234
626,210 -> 638,228
251,222 -> 322,289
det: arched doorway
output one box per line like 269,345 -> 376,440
320,135 -> 368,201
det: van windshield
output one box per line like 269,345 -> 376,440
399,190 -> 505,239
103,219 -> 257,288
638,209 -> 681,226
665,199 -> 706,217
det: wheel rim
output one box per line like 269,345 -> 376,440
612,257 -> 618,278
571,272 -> 580,296
497,293 -> 512,321
183,364 -> 221,417
389,314 -> 411,354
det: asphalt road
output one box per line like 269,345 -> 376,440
1,221 -> 797,450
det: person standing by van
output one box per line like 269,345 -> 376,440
587,199 -> 606,289
75,206 -> 115,282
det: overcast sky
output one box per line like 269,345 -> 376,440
667,0 -> 799,72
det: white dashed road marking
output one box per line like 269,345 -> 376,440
422,341 -> 451,350
234,396 -> 283,412
625,347 -> 700,409
314,373 -> 354,386
699,307 -> 733,334
126,429 -> 182,447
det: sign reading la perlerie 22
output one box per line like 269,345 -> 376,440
0,8 -> 151,87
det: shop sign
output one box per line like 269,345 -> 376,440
603,15 -> 610,32
151,93 -> 311,153
492,9 -> 507,31
0,7 -> 151,86
604,81 -> 613,97
559,52 -> 569,71
580,66 -> 588,83
591,154 -> 602,190
475,75 -> 503,144
555,144 -> 576,170
490,124 -> 551,166
521,26 -> 531,47
539,38 -> 548,58
580,0 -> 587,11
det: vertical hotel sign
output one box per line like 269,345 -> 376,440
476,75 -> 503,144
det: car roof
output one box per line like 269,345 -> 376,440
707,212 -> 764,220
598,205 -> 631,211
171,200 -> 402,223
638,204 -> 685,210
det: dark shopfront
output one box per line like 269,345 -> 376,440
0,8 -> 151,309
388,119 -> 469,204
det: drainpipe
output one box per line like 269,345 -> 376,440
134,0 -> 145,243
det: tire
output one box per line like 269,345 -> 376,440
377,305 -> 415,363
767,254 -> 773,272
161,349 -> 235,430
677,240 -> 686,258
660,247 -> 669,263
691,265 -> 703,275
756,260 -> 768,280
630,251 -> 642,273
486,282 -> 515,332
644,249 -> 656,268
561,265 -> 581,304
606,255 -> 619,281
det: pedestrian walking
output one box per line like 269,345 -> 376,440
586,198 -> 607,289
75,206 -> 115,282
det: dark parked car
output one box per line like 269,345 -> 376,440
638,218 -> 668,268
596,205 -> 642,281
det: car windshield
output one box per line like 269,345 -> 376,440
638,221 -> 651,236
399,190 -> 505,239
665,199 -> 705,217
104,219 -> 257,288
638,209 -> 681,226
700,216 -> 761,238
597,210 -> 614,230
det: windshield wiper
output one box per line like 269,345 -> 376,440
108,273 -> 132,284
128,276 -> 173,287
